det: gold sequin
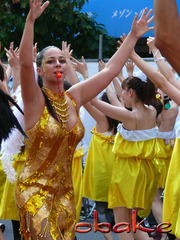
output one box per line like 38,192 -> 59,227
15,87 -> 85,240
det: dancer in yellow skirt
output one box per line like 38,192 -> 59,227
0,150 -> 26,240
83,90 -> 119,240
83,126 -> 116,203
92,69 -> 161,240
71,57 -> 120,240
72,144 -> 84,224
70,54 -> 121,239
163,131 -> 180,239
119,11 -> 180,237
153,0 -> 180,235
145,35 -> 180,239
151,128 -> 177,239
155,98 -> 178,192
146,36 -> 179,192
0,151 -> 26,220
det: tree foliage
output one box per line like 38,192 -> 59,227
0,0 -> 117,60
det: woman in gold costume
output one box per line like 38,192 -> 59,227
14,0 -> 154,239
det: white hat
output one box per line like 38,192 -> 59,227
133,70 -> 147,83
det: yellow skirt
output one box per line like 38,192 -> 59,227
72,147 -> 84,223
108,133 -> 161,217
0,162 -> 7,201
0,151 -> 26,220
83,128 -> 115,202
163,138 -> 180,238
156,138 -> 174,188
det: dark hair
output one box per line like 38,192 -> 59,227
121,76 -> 156,105
101,92 -> 119,134
0,89 -> 27,146
64,81 -> 72,91
36,46 -> 59,67
164,95 -> 171,105
0,64 -> 5,82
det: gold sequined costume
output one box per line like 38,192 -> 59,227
15,88 -> 85,240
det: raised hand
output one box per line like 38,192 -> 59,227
27,0 -> 50,22
33,42 -> 38,62
4,42 -> 19,70
98,60 -> 106,72
131,8 -> 154,38
4,42 -> 21,91
61,41 -> 73,62
147,37 -> 157,52
125,59 -> 135,77
71,56 -> 88,78
117,33 -> 126,47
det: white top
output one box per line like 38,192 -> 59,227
157,129 -> 176,139
117,123 -> 158,142
101,131 -> 114,137
176,126 -> 180,139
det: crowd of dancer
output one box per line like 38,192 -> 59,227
1,0 -> 180,240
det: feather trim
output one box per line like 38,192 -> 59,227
0,86 -> 25,182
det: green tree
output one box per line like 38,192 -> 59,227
0,0 -> 117,60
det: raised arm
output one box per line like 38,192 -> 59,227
154,0 -> 180,76
19,0 -> 49,106
125,59 -> 135,77
112,77 -> 122,100
116,69 -> 124,83
84,101 -> 110,133
117,33 -> 180,106
71,56 -> 89,80
147,36 -> 180,91
68,8 -> 154,109
3,43 -> 13,84
130,50 -> 180,105
61,41 -> 80,85
106,83 -> 122,107
5,43 -> 20,92
98,59 -> 122,106
113,67 -> 123,99
4,43 -> 13,84
91,97 -> 133,126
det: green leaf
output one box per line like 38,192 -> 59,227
0,0 -> 115,59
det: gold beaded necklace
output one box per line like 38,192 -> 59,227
50,93 -> 69,128
42,72 -> 69,128
42,87 -> 69,129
